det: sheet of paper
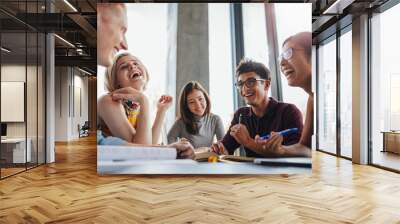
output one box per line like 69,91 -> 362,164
98,145 -> 177,161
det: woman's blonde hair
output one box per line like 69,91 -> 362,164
105,52 -> 150,92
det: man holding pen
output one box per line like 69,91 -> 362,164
211,59 -> 304,157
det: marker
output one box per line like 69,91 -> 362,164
238,113 -> 243,124
259,128 -> 299,140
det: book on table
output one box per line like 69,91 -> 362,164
193,147 -> 255,162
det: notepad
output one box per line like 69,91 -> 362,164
98,145 -> 177,161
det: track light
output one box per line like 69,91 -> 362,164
54,34 -> 75,48
322,0 -> 355,15
78,67 -> 92,76
63,0 -> 78,12
1,47 -> 11,53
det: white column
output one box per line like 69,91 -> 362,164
46,33 -> 55,163
352,14 -> 369,164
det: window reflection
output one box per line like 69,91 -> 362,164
242,3 -> 269,66
339,29 -> 352,158
318,37 -> 337,154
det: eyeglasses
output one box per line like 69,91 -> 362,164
278,48 -> 305,62
234,78 -> 266,90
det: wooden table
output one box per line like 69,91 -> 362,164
381,131 -> 400,154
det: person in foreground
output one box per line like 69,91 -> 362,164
167,81 -> 225,148
210,59 -> 304,157
254,32 -> 312,158
96,3 -> 194,159
98,52 -> 172,145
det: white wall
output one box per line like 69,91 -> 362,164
72,73 -> 89,138
1,64 -> 46,163
1,65 -> 36,138
54,67 -> 89,141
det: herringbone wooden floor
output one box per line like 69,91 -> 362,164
0,135 -> 399,223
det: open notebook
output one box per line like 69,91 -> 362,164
98,145 -> 177,162
193,148 -> 255,162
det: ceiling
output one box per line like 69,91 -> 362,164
0,0 -> 96,75
309,0 -> 390,43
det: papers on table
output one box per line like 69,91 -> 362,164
98,145 -> 177,162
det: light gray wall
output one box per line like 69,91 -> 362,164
175,3 -> 209,113
54,67 -> 89,141
55,66 -> 69,141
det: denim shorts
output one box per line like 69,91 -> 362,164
97,130 -> 127,146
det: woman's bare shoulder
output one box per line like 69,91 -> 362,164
97,94 -> 123,117
98,94 -> 119,107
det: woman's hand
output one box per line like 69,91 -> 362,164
111,87 -> 146,103
170,141 -> 195,159
156,95 -> 173,113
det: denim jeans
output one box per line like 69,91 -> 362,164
97,130 -> 127,145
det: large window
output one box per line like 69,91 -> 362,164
339,29 -> 352,158
125,4 -> 169,110
208,3 -> 234,130
241,3 -> 273,99
315,25 -> 352,159
317,37 -> 337,154
242,4 -> 269,67
371,3 -> 400,171
126,4 -> 171,143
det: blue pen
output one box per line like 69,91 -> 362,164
259,128 -> 299,140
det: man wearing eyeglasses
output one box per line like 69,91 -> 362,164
210,59 -> 304,157
255,32 -> 312,157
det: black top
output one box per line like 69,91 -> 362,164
221,97 -> 303,157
